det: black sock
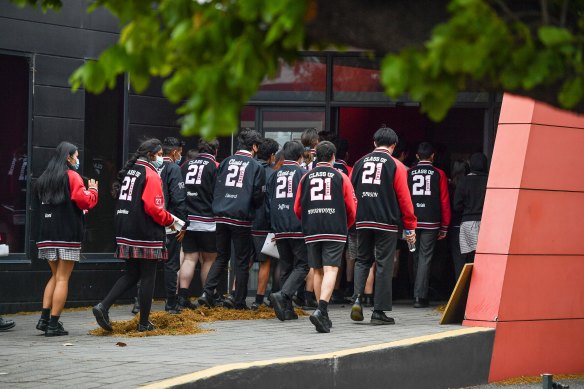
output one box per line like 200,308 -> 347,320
255,294 -> 264,304
304,291 -> 313,302
41,308 -> 50,321
318,300 -> 329,316
178,288 -> 189,298
231,289 -> 236,296
49,315 -> 60,327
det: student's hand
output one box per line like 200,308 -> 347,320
406,231 -> 416,245
437,231 -> 447,240
88,179 -> 98,190
176,229 -> 186,242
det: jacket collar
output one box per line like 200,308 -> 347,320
316,162 -> 332,167
283,160 -> 300,166
198,153 -> 216,162
135,159 -> 158,172
235,150 -> 253,157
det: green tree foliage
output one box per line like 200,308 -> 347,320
11,0 -> 584,136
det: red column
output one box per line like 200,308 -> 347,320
463,94 -> 584,381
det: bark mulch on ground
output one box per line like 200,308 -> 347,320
89,306 -> 308,337
493,374 -> 584,385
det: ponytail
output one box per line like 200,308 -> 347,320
111,138 -> 162,198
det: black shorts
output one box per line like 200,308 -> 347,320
182,231 -> 217,253
252,235 -> 276,263
306,241 -> 345,268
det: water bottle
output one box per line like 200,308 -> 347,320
404,230 -> 416,252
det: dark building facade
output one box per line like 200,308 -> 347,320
0,1 -> 500,313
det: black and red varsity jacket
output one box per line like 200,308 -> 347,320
267,160 -> 305,240
407,161 -> 451,232
37,169 -> 98,250
294,162 -> 357,243
212,150 -> 265,227
181,153 -> 218,231
115,159 -> 174,251
351,148 -> 416,232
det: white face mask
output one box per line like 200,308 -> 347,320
152,155 -> 164,168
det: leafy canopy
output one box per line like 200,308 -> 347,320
12,0 -> 584,136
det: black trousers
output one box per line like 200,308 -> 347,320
413,229 -> 439,299
164,233 -> 181,303
353,229 -> 397,311
450,226 -> 465,281
276,238 -> 309,298
204,223 -> 253,307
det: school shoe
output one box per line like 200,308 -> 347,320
330,290 -> 346,305
413,297 -> 429,308
177,295 -> 198,310
131,297 -> 140,315
137,321 -> 156,332
221,295 -> 236,309
250,301 -> 268,311
36,318 -> 49,332
197,292 -> 216,308
350,295 -> 364,322
234,303 -> 250,310
45,322 -> 69,337
302,294 -> 318,310
269,292 -> 288,321
0,316 -> 15,331
370,311 -> 395,325
165,301 -> 182,315
284,299 -> 298,320
292,294 -> 305,308
309,309 -> 331,333
92,303 -> 113,332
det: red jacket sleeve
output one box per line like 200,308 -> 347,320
392,158 -> 417,230
294,175 -> 305,220
143,169 -> 174,227
68,170 -> 98,211
438,168 -> 451,232
341,173 -> 357,228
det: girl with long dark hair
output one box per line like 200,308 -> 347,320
36,142 -> 99,336
92,138 -> 176,332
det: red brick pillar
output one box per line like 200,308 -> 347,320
463,94 -> 584,381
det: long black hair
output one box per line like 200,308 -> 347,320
111,138 -> 162,198
36,142 -> 78,204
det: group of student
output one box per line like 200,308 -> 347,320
0,124 -> 488,336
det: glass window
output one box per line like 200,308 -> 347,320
262,110 -> 325,147
252,57 -> 327,101
333,56 -> 389,102
82,78 -> 125,253
0,54 -> 29,254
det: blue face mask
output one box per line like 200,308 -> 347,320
152,155 -> 164,169
71,157 -> 80,170
175,154 -> 182,165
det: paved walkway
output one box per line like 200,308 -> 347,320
0,300 -> 458,388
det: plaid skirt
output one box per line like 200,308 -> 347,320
460,221 -> 481,254
116,244 -> 167,261
38,247 -> 81,262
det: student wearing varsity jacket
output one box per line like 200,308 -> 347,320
158,137 -> 187,314
294,141 -> 357,333
349,127 -> 417,325
36,142 -> 99,336
93,139 -> 176,333
251,138 -> 279,310
178,138 -> 220,310
407,142 -> 451,308
268,141 -> 309,321
198,129 -> 265,310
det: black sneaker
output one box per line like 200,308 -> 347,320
250,301 -> 268,311
350,295 -> 364,322
302,294 -> 318,310
234,303 -> 250,310
284,309 -> 298,320
0,316 -> 15,332
221,295 -> 235,309
45,322 -> 69,337
137,321 -> 155,332
413,297 -> 429,308
269,292 -> 287,322
309,309 -> 331,333
177,295 -> 197,310
197,292 -> 216,308
36,318 -> 49,332
92,303 -> 113,332
292,294 -> 305,308
371,311 -> 395,325
165,301 -> 182,315
131,296 -> 140,315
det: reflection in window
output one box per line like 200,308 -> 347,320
83,77 -> 124,253
0,54 -> 29,254
253,57 -> 326,101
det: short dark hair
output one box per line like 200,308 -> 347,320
282,141 -> 304,161
257,138 -> 279,161
186,149 -> 199,161
392,139 -> 408,158
373,126 -> 399,147
334,138 -> 349,160
237,128 -> 263,151
417,142 -> 434,160
318,130 -> 335,142
197,138 -> 219,155
162,137 -> 185,155
316,141 -> 336,163
301,128 -> 319,148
